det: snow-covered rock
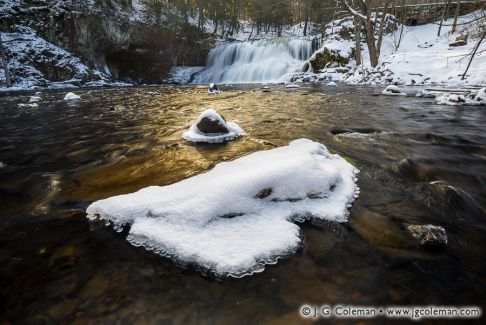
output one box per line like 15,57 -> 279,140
29,96 -> 42,102
434,88 -> 486,106
0,28 -> 107,89
472,88 -> 486,104
208,83 -> 220,94
18,103 -> 39,108
285,83 -> 300,89
182,108 -> 244,143
64,92 -> 81,101
86,139 -> 359,277
327,81 -> 337,86
163,66 -> 205,84
382,85 -> 406,96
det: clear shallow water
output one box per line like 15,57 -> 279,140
0,85 -> 485,323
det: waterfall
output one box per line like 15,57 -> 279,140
193,38 -> 319,84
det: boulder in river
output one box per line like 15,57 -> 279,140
406,224 -> 448,248
182,108 -> 244,143
208,83 -> 220,94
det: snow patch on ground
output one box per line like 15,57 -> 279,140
86,139 -> 359,277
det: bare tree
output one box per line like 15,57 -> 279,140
451,0 -> 462,34
0,33 -> 11,88
344,0 -> 379,67
376,0 -> 390,57
437,0 -> 453,36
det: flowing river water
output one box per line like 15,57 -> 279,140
0,84 -> 485,323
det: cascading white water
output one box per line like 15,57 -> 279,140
193,38 -> 318,84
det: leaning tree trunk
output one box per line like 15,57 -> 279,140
0,33 -> 11,88
462,33 -> 485,80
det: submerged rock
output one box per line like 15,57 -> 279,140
182,108 -> 244,143
406,224 -> 448,248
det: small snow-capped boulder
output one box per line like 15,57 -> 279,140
148,91 -> 161,97
327,81 -> 337,86
435,93 -> 466,105
64,92 -> 81,101
29,96 -> 42,103
18,103 -> 38,108
208,83 -> 220,94
183,108 -> 244,143
285,83 -> 300,89
382,85 -> 406,96
197,114 -> 229,134
472,88 -> 486,104
406,224 -> 448,248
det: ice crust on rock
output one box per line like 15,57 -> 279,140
182,108 -> 244,143
86,139 -> 359,278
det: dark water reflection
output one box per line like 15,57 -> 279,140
0,85 -> 485,324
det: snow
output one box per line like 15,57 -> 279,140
86,139 -> 359,277
182,108 -> 244,143
64,92 -> 81,101
327,81 -> 337,86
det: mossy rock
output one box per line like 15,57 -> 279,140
309,48 -> 350,72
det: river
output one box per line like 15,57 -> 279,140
0,84 -> 485,323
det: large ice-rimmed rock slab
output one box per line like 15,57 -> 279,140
182,108 -> 244,143
86,139 -> 359,278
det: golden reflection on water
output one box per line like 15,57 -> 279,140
61,87 -> 352,202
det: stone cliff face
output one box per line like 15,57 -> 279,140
1,0 -> 214,87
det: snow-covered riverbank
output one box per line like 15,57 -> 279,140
299,11 -> 486,87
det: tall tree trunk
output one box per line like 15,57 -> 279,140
364,1 -> 379,67
377,0 -> 390,57
0,33 -> 11,88
354,16 -> 362,66
437,0 -> 452,36
451,0 -> 461,34
303,0 -> 309,36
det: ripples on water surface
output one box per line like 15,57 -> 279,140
0,85 -> 485,323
